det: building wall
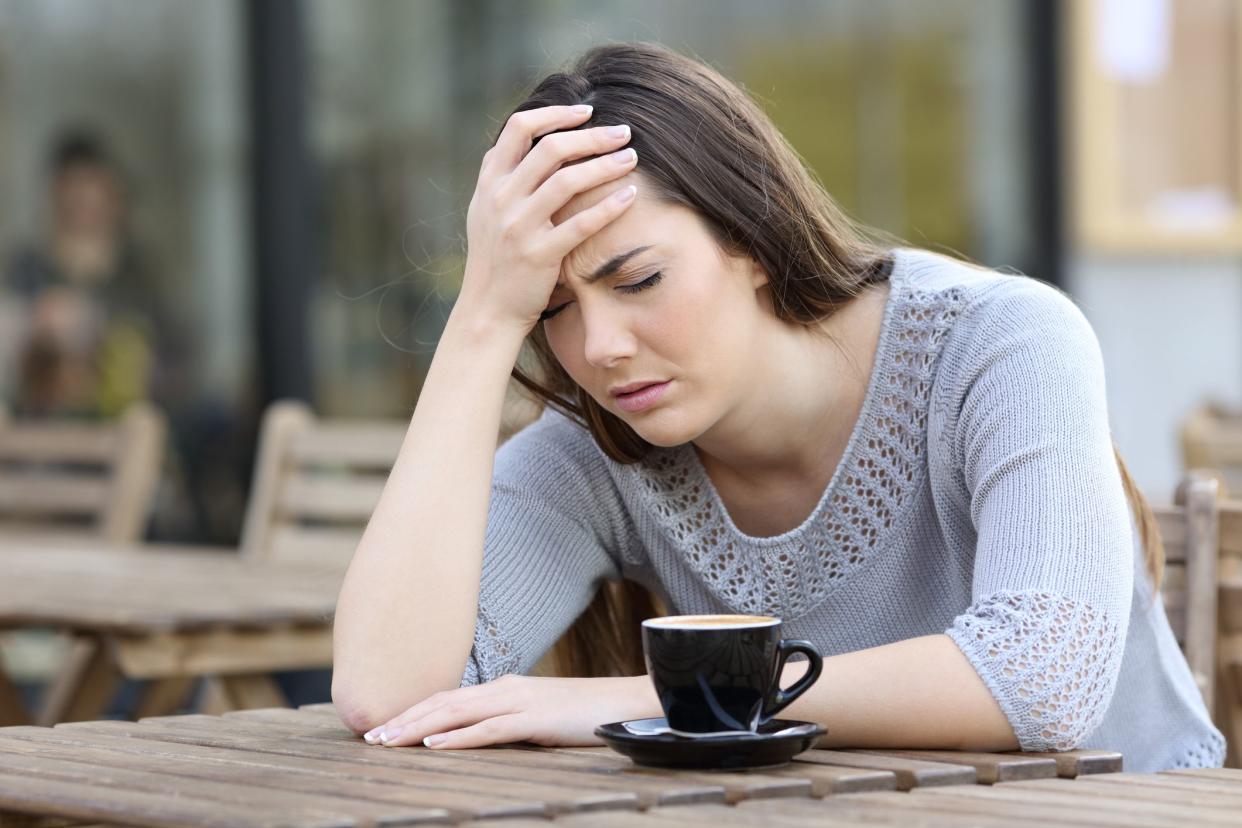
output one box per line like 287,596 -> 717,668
1067,254 -> 1242,502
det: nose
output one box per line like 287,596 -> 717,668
581,303 -> 638,369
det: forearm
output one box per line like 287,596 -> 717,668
779,634 -> 1019,751
332,301 -> 527,731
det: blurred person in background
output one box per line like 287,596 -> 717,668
2,128 -> 194,420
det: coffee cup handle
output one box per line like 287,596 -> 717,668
761,639 -> 824,722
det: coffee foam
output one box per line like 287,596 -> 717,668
642,614 -> 779,630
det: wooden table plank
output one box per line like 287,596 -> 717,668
483,807 -> 810,827
904,781 -> 1242,826
853,749 -> 1058,783
514,744 -> 893,799
289,707 -> 897,796
792,749 -> 976,790
213,711 -> 787,804
0,726 -> 476,823
0,751 -> 362,828
1162,767 -> 1242,783
57,719 -> 643,816
1002,749 -> 1124,777
0,546 -> 342,633
736,794 -> 1123,827
0,734 -> 443,826
244,707 -> 896,799
15,723 -> 547,821
1005,775 -> 1242,807
0,775 -> 353,828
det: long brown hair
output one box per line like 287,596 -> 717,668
497,42 -> 1162,678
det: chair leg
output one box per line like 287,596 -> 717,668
196,673 -> 287,713
1215,657 -> 1242,769
1227,662 -> 1242,769
36,636 -> 119,726
0,668 -> 30,726
219,674 -> 288,709
134,676 -> 197,720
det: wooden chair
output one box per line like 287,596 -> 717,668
0,401 -> 166,543
238,400 -> 405,568
239,391 -> 541,567
0,402 -> 167,687
1182,403 -> 1242,496
1155,470 -> 1242,768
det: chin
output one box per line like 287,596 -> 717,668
624,409 -> 703,449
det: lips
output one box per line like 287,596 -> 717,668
609,380 -> 666,397
611,380 -> 672,414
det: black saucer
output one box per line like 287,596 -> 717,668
595,717 -> 825,770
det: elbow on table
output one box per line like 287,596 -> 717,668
1014,690 -> 1118,753
1019,718 -> 1095,753
330,672 -> 460,736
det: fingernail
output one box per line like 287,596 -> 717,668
610,148 -> 636,164
379,726 -> 402,744
607,124 -> 630,140
573,104 -> 593,115
614,184 -> 637,203
424,734 -> 447,748
363,728 -> 380,744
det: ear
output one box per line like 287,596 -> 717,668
748,258 -> 769,290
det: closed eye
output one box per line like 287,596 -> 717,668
540,272 -> 664,322
618,271 -> 663,295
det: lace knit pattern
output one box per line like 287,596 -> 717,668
631,286 -> 967,621
1171,731 -> 1228,769
461,604 -> 520,686
945,590 -> 1125,751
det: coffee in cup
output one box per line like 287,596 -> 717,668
641,614 -> 823,736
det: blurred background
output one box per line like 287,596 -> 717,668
0,0 -> 1238,542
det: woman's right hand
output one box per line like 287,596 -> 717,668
459,104 -> 639,335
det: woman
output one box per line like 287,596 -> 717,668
331,43 -> 1225,772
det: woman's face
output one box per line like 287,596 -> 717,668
544,171 -> 770,447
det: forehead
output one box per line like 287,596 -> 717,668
552,171 -> 714,284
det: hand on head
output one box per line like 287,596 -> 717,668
460,105 -> 638,335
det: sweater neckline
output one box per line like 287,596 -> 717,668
676,249 -> 910,546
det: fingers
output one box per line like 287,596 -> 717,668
502,123 -> 632,200
524,143 -> 638,224
363,682 -> 517,748
421,713 -> 528,750
487,104 -> 595,176
364,682 -> 491,740
543,182 -> 638,258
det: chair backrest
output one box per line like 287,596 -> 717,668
240,394 -> 543,568
1183,403 -> 1242,496
0,401 -> 166,544
1155,471 -> 1242,712
239,400 -> 403,567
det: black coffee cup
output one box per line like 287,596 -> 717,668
641,614 -> 823,735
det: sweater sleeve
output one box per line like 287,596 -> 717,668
460,407 -> 626,686
942,279 -> 1134,751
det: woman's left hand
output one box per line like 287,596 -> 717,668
362,673 -> 661,749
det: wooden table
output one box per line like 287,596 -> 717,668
2,703 -> 1237,827
0,541 -> 343,727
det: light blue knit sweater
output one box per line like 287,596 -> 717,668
461,247 -> 1225,772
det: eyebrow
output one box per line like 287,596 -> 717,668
557,245 -> 654,289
